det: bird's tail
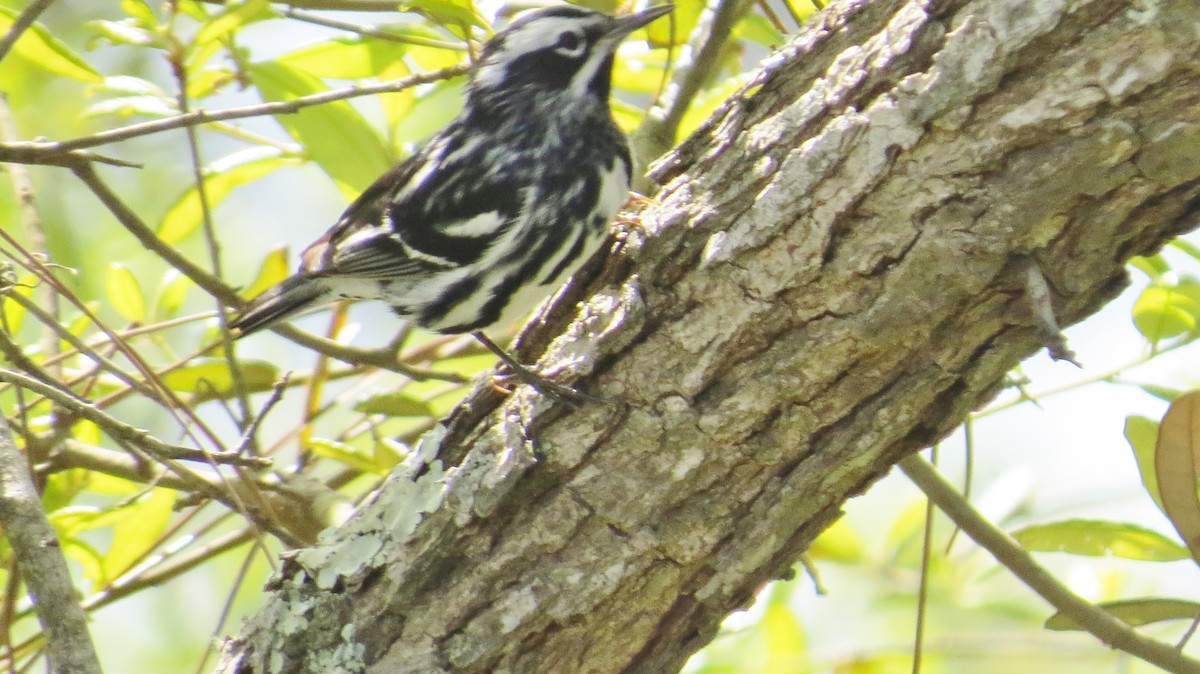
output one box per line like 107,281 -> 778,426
230,275 -> 327,337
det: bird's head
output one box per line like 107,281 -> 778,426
470,4 -> 673,105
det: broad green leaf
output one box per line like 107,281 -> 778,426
186,67 -> 235,99
394,79 -> 464,145
159,150 -> 295,244
612,52 -> 668,95
246,246 -> 291,298
379,60 -> 417,140
1,274 -> 35,334
276,36 -> 409,79
406,24 -> 468,71
41,466 -> 90,514
1172,239 -> 1200,262
105,263 -> 146,322
1155,391 -> 1200,562
96,75 -> 167,96
645,3 -> 694,47
1128,254 -> 1170,279
1046,598 -> 1200,631
105,488 -> 175,578
155,269 -> 191,317
0,7 -> 102,82
1012,519 -> 1189,561
121,0 -> 158,26
161,357 -> 279,402
250,62 -> 393,196
400,0 -> 487,31
307,437 -> 385,474
354,391 -> 434,417
195,0 -> 275,47
1127,415 -> 1165,513
1137,383 -> 1184,402
1132,284 -> 1198,343
61,537 -> 106,587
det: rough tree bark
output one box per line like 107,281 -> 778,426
215,0 -> 1200,671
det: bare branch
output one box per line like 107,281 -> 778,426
0,414 -> 103,674
899,454 -> 1200,674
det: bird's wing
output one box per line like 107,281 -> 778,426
300,130 -> 523,280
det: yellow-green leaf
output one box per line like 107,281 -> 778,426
354,391 -> 434,417
155,269 -> 191,318
250,62 -> 393,197
307,437 -> 385,474
1133,284 -> 1198,343
159,150 -> 295,244
1156,391 -> 1200,562
1046,598 -> 1200,631
161,357 -> 279,402
1012,519 -> 1189,561
105,488 -> 175,578
194,0 -> 275,46
1126,415 -> 1166,514
0,7 -> 102,82
276,36 -> 409,79
105,263 -> 145,322
246,246 -> 291,298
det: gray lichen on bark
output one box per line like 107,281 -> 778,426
216,0 -> 1200,671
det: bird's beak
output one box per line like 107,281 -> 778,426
607,4 -> 674,39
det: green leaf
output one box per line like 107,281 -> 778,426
246,246 -> 291,298
1132,284 -> 1199,343
400,0 -> 488,31
1046,598 -> 1200,631
105,263 -> 146,322
354,391 -> 434,417
194,0 -> 275,47
88,18 -> 163,49
1127,415 -> 1166,514
161,357 -> 279,402
393,79 -> 464,146
121,0 -> 158,26
1012,519 -> 1189,561
249,61 -> 393,196
736,12 -> 785,47
276,36 -> 409,79
186,67 -> 235,100
1,274 -> 35,334
159,149 -> 295,245
82,95 -> 177,120
306,437 -> 386,474
807,517 -> 864,563
762,583 -> 808,674
1171,239 -> 1200,262
644,3 -> 694,47
1128,254 -> 1169,279
0,7 -> 102,82
155,269 -> 191,318
105,488 -> 175,578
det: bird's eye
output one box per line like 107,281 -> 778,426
553,30 -> 585,57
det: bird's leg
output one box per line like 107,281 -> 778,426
470,332 -> 599,404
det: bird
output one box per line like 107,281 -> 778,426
230,3 -> 674,401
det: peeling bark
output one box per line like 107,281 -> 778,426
215,0 -> 1200,672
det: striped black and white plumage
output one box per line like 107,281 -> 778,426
232,4 -> 671,397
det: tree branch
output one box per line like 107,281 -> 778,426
0,415 -> 103,674
899,454 -> 1200,674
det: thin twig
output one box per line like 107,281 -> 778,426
633,0 -> 755,189
0,0 -> 55,64
283,7 -> 467,50
912,446 -> 936,674
0,65 -> 469,160
899,454 -> 1200,674
0,414 -> 103,674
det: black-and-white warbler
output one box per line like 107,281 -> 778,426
232,4 -> 673,400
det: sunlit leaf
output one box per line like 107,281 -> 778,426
736,13 -> 785,47
250,62 -> 393,196
195,0 -> 274,46
186,67 -> 235,99
1127,254 -> 1169,279
1,274 -> 35,334
354,391 -> 434,417
1012,519 -> 1189,561
807,517 -> 864,563
307,437 -> 386,474
644,3 -> 695,47
159,149 -> 295,244
0,7 -> 103,82
1126,415 -> 1167,515
394,79 -> 464,145
1171,239 -> 1200,262
88,18 -> 163,49
105,488 -> 175,578
155,269 -> 191,318
400,0 -> 488,31
1132,284 -> 1199,343
82,95 -> 177,119
161,357 -> 279,402
95,75 -> 167,97
276,36 -> 408,79
1137,383 -> 1184,402
1155,391 -> 1200,562
246,246 -> 291,298
105,263 -> 146,322
121,0 -> 158,26
1046,598 -> 1200,631
762,582 -> 808,674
